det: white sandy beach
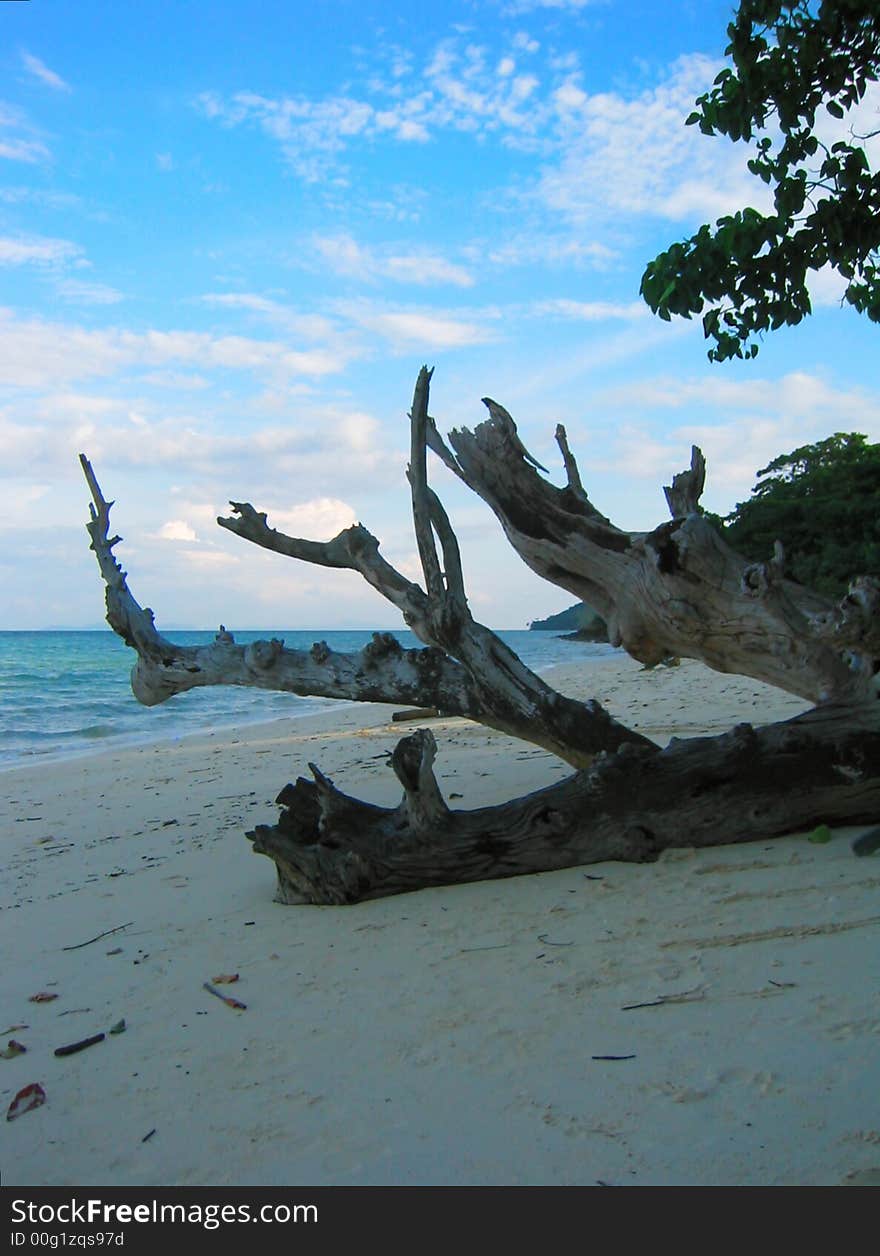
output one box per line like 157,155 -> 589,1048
2,651 -> 879,1187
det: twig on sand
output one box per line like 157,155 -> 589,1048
621,985 -> 706,1011
537,933 -> 574,947
54,1033 -> 105,1057
62,922 -> 134,952
203,982 -> 247,1010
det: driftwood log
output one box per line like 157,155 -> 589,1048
81,368 -> 880,904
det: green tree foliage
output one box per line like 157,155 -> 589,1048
641,1 -> 880,360
721,432 -> 880,594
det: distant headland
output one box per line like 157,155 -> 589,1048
528,602 -> 608,642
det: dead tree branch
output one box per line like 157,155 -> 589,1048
441,407 -> 876,705
81,368 -> 880,906
81,370 -> 651,767
252,707 -> 880,904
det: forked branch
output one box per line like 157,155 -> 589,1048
439,407 -> 876,705
80,369 -> 880,907
80,369 -> 652,766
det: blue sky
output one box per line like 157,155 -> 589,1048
2,0 -> 879,630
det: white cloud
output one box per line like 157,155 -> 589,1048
310,232 -> 473,288
0,102 -> 51,164
368,310 -> 493,348
260,497 -> 358,539
591,371 -> 880,510
510,317 -> 689,402
0,238 -> 122,310
0,235 -> 83,266
0,309 -> 352,389
601,372 -> 880,429
198,89 -> 387,183
482,234 -> 616,269
587,423 -> 674,484
56,279 -> 125,305
512,32 -> 540,54
335,410 -> 383,455
554,82 -> 588,111
0,185 -> 82,209
537,54 -> 764,225
176,547 -> 240,571
807,265 -> 849,308
814,80 -> 880,174
20,51 -> 71,93
158,519 -> 198,542
0,373 -> 404,522
383,252 -> 474,287
195,39 -> 770,261
139,371 -> 211,390
533,298 -> 648,321
336,300 -> 498,349
312,233 -> 373,280
0,315 -> 120,387
0,481 -> 50,517
196,31 -> 557,183
201,293 -> 339,340
0,137 -> 50,163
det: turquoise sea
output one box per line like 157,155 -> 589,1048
0,629 -> 616,770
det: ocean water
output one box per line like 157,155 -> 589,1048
0,629 -> 616,770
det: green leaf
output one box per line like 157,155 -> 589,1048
807,824 -> 833,844
642,1 -> 880,361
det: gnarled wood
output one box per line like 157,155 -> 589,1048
80,373 -> 651,770
440,407 -> 877,705
81,367 -> 880,905
251,707 -> 880,904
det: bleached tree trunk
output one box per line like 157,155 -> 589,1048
81,368 -> 880,904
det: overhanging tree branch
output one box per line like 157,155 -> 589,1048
640,1 -> 880,359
